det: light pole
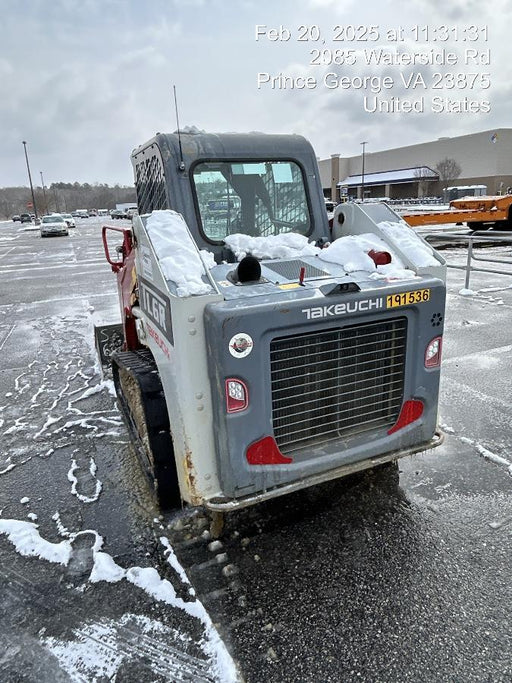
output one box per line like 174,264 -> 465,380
22,141 -> 38,219
40,171 -> 48,215
360,141 -> 368,201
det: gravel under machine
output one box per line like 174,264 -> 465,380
100,130 -> 446,512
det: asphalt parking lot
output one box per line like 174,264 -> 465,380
0,217 -> 511,682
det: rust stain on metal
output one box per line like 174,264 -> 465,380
183,448 -> 201,504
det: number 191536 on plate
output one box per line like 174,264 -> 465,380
386,289 -> 430,308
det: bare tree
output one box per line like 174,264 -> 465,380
434,157 -> 462,188
0,183 -> 137,219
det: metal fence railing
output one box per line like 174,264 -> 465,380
423,231 -> 512,290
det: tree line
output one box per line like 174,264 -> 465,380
0,182 -> 137,219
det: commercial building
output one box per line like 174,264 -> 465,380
318,128 -> 512,201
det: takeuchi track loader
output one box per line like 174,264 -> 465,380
100,131 -> 446,512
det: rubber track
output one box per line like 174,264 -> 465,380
111,348 -> 181,508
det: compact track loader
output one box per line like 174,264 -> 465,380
100,131 -> 446,511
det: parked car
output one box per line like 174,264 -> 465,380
71,211 -> 80,218
97,209 -> 109,216
20,213 -> 32,223
12,215 -> 21,222
75,209 -> 89,218
61,213 -> 76,228
40,214 -> 69,237
110,209 -> 124,219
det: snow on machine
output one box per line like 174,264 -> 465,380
99,130 -> 446,512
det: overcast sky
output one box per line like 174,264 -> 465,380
1,0 -> 510,187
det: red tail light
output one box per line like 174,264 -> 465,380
388,399 -> 424,435
225,379 -> 248,413
425,336 -> 442,368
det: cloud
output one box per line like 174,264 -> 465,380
0,0 -> 510,186
308,0 -> 353,7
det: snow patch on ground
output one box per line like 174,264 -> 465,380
460,436 -> 512,476
70,380 -> 116,402
0,517 -> 239,681
161,536 -> 239,682
43,620 -> 125,682
439,423 -> 455,435
89,551 -> 126,583
161,535 -> 195,594
41,614 -> 202,683
67,457 -> 102,503
0,519 -> 72,564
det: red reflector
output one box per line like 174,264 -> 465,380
246,436 -> 293,465
387,399 -> 424,435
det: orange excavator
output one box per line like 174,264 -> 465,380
402,194 -> 512,230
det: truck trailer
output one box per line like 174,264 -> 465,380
100,130 -> 446,512
402,193 -> 512,229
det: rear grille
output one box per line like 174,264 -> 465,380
270,318 -> 407,454
264,260 -> 329,280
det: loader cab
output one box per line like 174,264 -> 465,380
131,131 -> 330,262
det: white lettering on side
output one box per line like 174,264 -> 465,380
301,297 -> 383,320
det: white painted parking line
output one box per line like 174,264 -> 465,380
445,377 -> 512,415
0,293 -> 116,307
0,247 -> 16,259
0,269 -> 109,283
443,343 -> 512,364
0,261 -> 107,275
0,324 -> 16,352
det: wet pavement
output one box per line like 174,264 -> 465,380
0,219 -> 511,682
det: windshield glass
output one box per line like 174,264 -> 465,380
43,216 -> 64,223
192,160 -> 311,241
360,202 -> 399,224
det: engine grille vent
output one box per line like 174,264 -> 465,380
270,318 -> 407,454
264,260 -> 329,280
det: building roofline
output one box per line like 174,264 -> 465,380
329,127 -> 511,164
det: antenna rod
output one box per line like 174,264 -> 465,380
173,85 -> 185,170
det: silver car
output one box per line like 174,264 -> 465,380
40,214 -> 69,237
61,213 -> 76,228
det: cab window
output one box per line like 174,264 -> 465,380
192,160 -> 311,241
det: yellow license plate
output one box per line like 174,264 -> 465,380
386,288 -> 430,308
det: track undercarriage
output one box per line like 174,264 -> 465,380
111,348 -> 181,508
